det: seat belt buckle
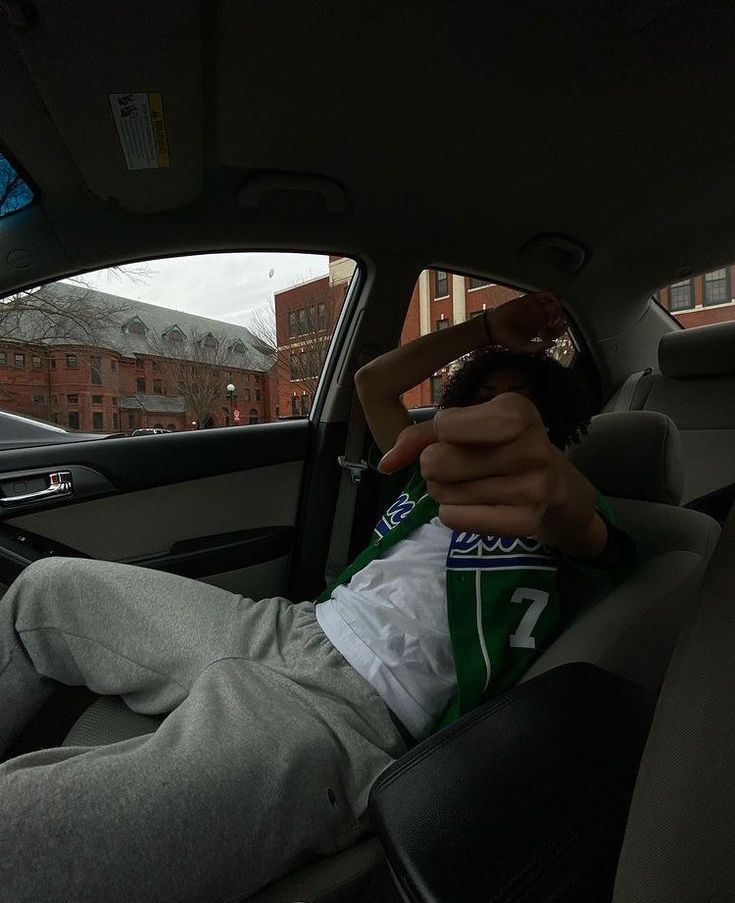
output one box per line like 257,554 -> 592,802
338,456 -> 368,484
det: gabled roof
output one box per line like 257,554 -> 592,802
3,283 -> 274,373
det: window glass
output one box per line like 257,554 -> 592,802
401,269 -> 578,410
0,252 -> 355,444
0,152 -> 35,218
656,264 -> 734,324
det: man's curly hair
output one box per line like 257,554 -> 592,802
440,348 -> 595,450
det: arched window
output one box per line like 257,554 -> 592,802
248,409 -> 258,425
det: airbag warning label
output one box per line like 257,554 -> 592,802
109,93 -> 170,170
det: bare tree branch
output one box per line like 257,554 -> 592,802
247,279 -> 344,414
146,329 -> 250,428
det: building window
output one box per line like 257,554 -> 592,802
32,393 -> 44,405
248,409 -> 258,424
91,394 -> 103,404
0,352 -> 6,367
468,276 -> 490,289
50,358 -> 56,369
135,355 -> 145,369
113,413 -> 119,430
242,387 -> 251,402
136,377 -> 146,393
68,412 -> 80,430
290,352 -> 298,380
255,388 -> 261,401
127,319 -> 146,336
291,395 -> 299,416
434,270 -> 449,297
436,318 -> 450,331
67,394 -> 79,405
152,360 -> 160,373
431,375 -> 443,404
112,396 -> 118,406
66,353 -> 78,369
32,355 -> 42,370
300,394 -> 310,415
232,340 -> 245,355
90,354 -> 102,385
128,414 -> 136,429
317,302 -> 326,331
153,380 -> 162,394
704,268 -> 730,306
202,334 -> 218,349
288,310 -> 297,338
111,359 -> 117,372
92,412 -> 104,431
14,353 -> 25,368
298,308 -> 308,335
669,279 -> 693,311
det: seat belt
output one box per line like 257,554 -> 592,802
611,367 -> 653,412
324,391 -> 368,585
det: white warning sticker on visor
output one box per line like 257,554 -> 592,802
109,93 -> 170,170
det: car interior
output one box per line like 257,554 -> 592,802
1,1 -> 735,901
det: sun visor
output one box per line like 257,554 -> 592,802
4,0 -> 202,214
659,320 -> 735,378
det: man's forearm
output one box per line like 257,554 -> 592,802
536,451 -> 608,559
355,314 -> 490,399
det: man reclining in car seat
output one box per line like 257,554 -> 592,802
0,291 -> 633,902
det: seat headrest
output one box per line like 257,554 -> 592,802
659,320 -> 735,379
568,411 -> 684,505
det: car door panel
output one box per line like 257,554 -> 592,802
0,421 -> 310,599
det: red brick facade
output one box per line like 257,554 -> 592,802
0,343 -> 272,433
657,265 -> 735,328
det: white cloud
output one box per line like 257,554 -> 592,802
83,252 -> 330,328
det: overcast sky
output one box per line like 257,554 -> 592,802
82,252 -> 330,328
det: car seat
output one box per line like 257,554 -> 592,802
61,411 -> 720,902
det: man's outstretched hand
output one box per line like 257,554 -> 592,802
378,393 -> 607,557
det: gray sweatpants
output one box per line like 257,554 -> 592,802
0,557 -> 406,902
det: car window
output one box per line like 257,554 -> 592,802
401,269 -> 578,408
654,265 -> 734,327
0,252 -> 356,447
0,150 -> 35,218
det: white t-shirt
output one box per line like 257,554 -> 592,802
315,516 -> 456,739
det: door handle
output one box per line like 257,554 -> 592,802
0,471 -> 73,508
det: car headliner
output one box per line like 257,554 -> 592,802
1,1 -> 734,364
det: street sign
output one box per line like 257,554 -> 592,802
233,408 -> 240,422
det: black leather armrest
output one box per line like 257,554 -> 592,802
369,663 -> 654,903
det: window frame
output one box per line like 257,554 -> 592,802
434,270 -> 449,298
669,279 -> 694,312
703,268 -> 731,307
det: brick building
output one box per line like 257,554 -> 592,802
656,265 -> 735,328
271,260 -> 735,417
0,285 -> 274,433
272,258 -> 353,417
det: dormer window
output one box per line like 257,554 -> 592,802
124,316 -> 148,337
231,339 -> 246,355
202,333 -> 218,349
164,325 -> 186,344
